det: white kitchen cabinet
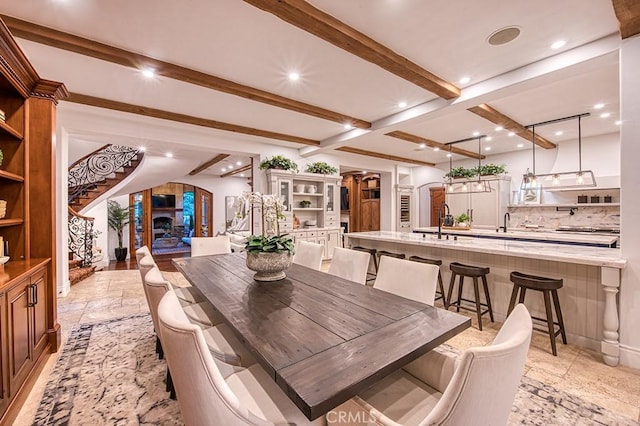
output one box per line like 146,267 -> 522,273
396,185 -> 414,232
445,177 -> 511,229
266,170 -> 343,258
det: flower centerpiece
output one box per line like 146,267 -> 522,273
240,192 -> 295,281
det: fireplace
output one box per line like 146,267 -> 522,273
153,216 -> 173,239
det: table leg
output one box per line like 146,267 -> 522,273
601,266 -> 620,366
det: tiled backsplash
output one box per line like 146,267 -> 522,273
507,205 -> 620,229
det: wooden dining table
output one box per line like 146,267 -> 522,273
173,252 -> 471,420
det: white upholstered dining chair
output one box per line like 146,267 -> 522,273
144,265 -> 253,366
190,235 -> 232,257
157,290 -> 325,426
327,247 -> 371,285
135,245 -> 151,264
373,255 -> 440,306
336,304 -> 532,426
293,240 -> 324,270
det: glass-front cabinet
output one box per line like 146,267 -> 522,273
266,170 -> 343,259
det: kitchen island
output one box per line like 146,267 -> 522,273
345,231 -> 626,366
413,226 -> 619,248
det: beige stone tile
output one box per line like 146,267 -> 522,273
122,296 -> 147,306
122,288 -> 146,298
66,290 -> 123,302
79,304 -> 141,323
108,280 -> 143,291
57,301 -> 87,313
522,332 -> 580,376
85,297 -> 122,310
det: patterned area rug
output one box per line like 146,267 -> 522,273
33,314 -> 637,425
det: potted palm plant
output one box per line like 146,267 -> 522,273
107,200 -> 130,261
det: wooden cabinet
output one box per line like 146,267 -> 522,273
343,173 -> 381,232
445,177 -> 511,229
360,199 -> 380,231
0,19 -> 66,423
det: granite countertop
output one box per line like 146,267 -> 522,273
345,231 -> 626,268
413,226 -> 619,247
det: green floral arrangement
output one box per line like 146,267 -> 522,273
305,161 -> 338,175
245,234 -> 295,254
476,163 -> 506,176
299,200 -> 311,208
454,213 -> 471,224
259,155 -> 298,172
444,166 -> 477,179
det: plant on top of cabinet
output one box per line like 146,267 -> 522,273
259,155 -> 299,172
444,166 -> 476,180
476,163 -> 506,176
305,161 -> 338,175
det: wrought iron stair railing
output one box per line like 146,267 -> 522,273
68,206 -> 95,267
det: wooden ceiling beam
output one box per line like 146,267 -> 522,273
243,0 -> 460,100
336,146 -> 435,166
189,154 -> 230,175
221,163 -> 252,178
1,15 -> 371,129
66,93 -> 320,146
612,0 -> 640,39
467,104 -> 557,149
386,130 -> 485,159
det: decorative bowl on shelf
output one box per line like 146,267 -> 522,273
0,256 -> 9,265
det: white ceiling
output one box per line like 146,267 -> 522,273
0,0 -> 623,174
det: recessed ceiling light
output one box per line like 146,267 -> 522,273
459,76 -> 470,84
141,68 -> 155,79
594,103 -> 605,109
222,167 -> 227,172
486,136 -> 493,141
551,40 -> 566,50
485,147 -> 492,151
288,72 -> 300,81
138,146 -> 146,152
240,173 -> 245,177
236,161 -> 242,166
433,147 -> 440,152
495,126 -> 503,132
615,120 -> 622,125
165,152 -> 173,158
419,143 -> 426,148
555,131 -> 563,136
517,143 -> 524,148
472,131 -> 480,136
362,170 -> 367,174
398,101 -> 407,108
600,112 -> 611,118
508,132 -> 516,137
344,124 -> 353,130
446,153 -> 452,158
228,164 -> 233,169
487,26 -> 521,46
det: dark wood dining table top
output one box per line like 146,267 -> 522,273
173,252 -> 470,420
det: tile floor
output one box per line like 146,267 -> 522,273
12,266 -> 640,424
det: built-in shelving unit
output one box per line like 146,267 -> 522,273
0,19 -> 68,423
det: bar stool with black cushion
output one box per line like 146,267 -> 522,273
352,246 -> 379,284
377,250 -> 406,261
508,271 -> 567,356
447,262 -> 494,331
408,256 -> 448,308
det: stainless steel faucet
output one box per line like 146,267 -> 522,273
437,202 -> 450,240
499,212 -> 511,233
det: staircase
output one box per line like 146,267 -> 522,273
67,145 -> 143,284
68,145 -> 144,211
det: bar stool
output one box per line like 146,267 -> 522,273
508,271 -> 567,356
377,250 -> 406,261
352,246 -> 378,284
408,256 -> 447,308
447,262 -> 494,331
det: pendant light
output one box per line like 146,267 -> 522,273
520,113 -> 596,190
444,135 -> 491,194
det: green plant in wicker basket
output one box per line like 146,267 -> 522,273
305,161 -> 338,175
476,163 -> 506,176
259,155 -> 299,172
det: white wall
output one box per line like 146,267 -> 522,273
68,138 -> 106,164
84,199 -> 109,260
619,35 -> 640,368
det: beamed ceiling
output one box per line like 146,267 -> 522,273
0,1 -> 633,176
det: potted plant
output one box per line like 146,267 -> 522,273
259,155 -> 299,173
305,161 -> 338,175
454,213 -> 471,228
299,200 -> 311,208
240,192 -> 295,281
477,163 -> 507,176
107,200 -> 130,261
444,166 -> 477,180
